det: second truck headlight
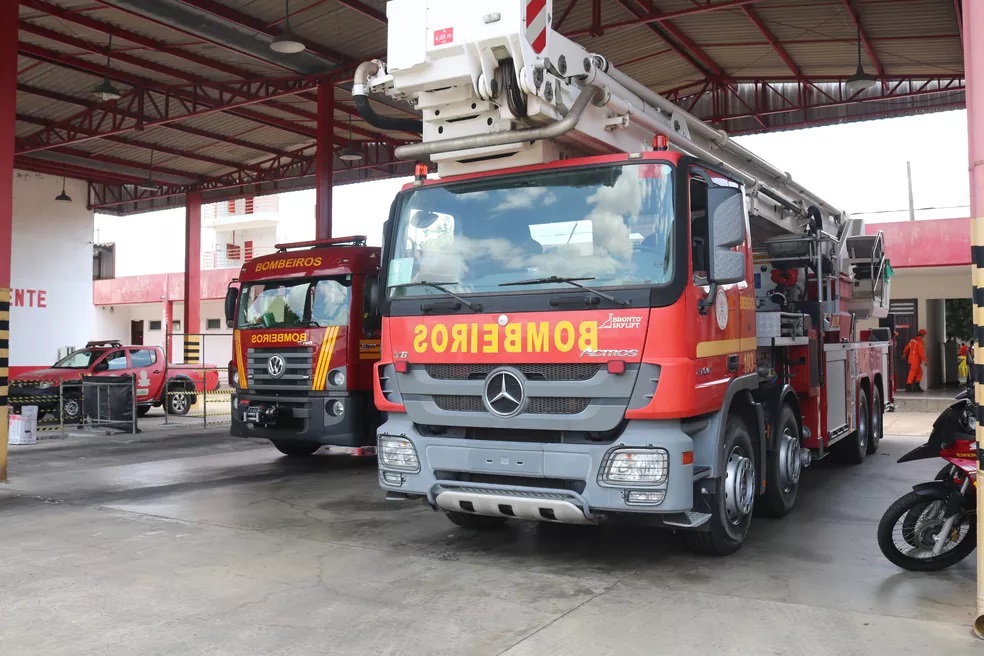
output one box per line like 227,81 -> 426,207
601,448 -> 668,485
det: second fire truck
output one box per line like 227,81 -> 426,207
358,0 -> 894,555
225,236 -> 382,456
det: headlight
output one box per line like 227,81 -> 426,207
378,435 -> 420,472
601,448 -> 668,486
35,381 -> 54,389
232,370 -> 240,387
327,368 -> 345,388
328,399 -> 345,417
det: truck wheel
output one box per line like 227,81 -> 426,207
136,406 -> 151,418
833,388 -> 869,465
757,403 -> 802,518
272,441 -> 320,457
685,415 -> 756,556
866,386 -> 883,454
62,395 -> 82,423
444,511 -> 508,530
166,386 -> 191,416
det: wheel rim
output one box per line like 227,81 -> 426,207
858,400 -> 868,453
63,399 -> 80,419
871,390 -> 882,442
725,446 -> 755,525
778,427 -> 801,492
171,393 -> 188,412
891,500 -> 971,559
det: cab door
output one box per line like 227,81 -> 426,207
688,165 -> 751,412
127,348 -> 165,402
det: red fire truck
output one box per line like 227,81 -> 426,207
225,236 -> 382,456
357,0 -> 894,555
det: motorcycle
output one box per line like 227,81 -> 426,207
877,387 -> 979,571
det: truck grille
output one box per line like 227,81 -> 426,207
246,347 -> 313,391
425,364 -> 601,382
433,395 -> 590,415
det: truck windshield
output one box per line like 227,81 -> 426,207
238,277 -> 352,329
386,162 -> 675,297
53,349 -> 102,369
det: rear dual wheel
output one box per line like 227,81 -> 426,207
757,404 -> 803,518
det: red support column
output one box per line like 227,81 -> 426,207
183,192 -> 202,365
0,0 -> 19,481
315,79 -> 335,240
965,0 -> 984,638
162,298 -> 173,363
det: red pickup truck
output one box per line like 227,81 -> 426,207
9,340 -> 220,421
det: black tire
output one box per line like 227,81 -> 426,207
833,388 -> 869,465
686,415 -> 756,556
61,394 -> 82,423
867,385 -> 883,454
444,510 -> 509,530
272,441 -> 320,457
136,406 -> 151,418
757,404 -> 802,518
877,488 -> 976,571
165,386 -> 191,416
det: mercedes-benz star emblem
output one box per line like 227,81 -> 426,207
483,368 -> 525,417
267,354 -> 286,378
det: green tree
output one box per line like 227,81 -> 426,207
945,298 -> 973,341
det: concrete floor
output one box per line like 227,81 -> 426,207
1,425 -> 981,655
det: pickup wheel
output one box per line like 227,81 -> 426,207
136,406 -> 151,418
61,395 -> 82,423
833,388 -> 869,465
165,385 -> 191,416
757,403 -> 803,518
685,415 -> 756,556
272,441 -> 320,457
444,511 -> 509,530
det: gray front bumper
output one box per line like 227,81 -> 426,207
377,415 -> 696,520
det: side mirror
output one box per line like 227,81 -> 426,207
224,286 -> 238,328
707,186 -> 746,284
94,361 -> 109,372
363,276 -> 382,336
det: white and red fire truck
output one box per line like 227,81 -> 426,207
356,0 -> 894,554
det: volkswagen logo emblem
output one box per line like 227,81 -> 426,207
482,368 -> 526,417
267,354 -> 286,378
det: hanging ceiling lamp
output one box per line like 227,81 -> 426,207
338,114 -> 364,162
92,34 -> 122,101
270,0 -> 306,54
137,150 -> 158,192
845,25 -> 877,96
55,176 -> 72,202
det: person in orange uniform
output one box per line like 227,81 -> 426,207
902,328 -> 928,392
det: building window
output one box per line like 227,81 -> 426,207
206,318 -> 221,330
172,320 -> 181,332
93,243 -> 116,280
149,320 -> 162,331
226,243 -> 241,261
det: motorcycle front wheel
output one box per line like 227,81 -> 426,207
877,488 -> 976,571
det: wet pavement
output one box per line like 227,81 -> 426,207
1,426 -> 981,655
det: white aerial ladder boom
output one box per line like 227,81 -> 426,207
353,0 -> 890,318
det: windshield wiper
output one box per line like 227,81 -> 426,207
500,276 -> 629,306
390,281 -> 483,313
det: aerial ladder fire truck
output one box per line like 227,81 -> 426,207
356,0 -> 894,554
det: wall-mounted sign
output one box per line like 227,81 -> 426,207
11,288 -> 47,308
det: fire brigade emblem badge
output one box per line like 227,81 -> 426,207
267,354 -> 286,378
715,288 -> 729,331
483,368 -> 526,417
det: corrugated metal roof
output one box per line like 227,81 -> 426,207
13,0 -> 966,214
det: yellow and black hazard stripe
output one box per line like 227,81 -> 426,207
233,330 -> 247,390
0,287 -> 9,481
312,326 -> 339,391
183,334 -> 201,364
